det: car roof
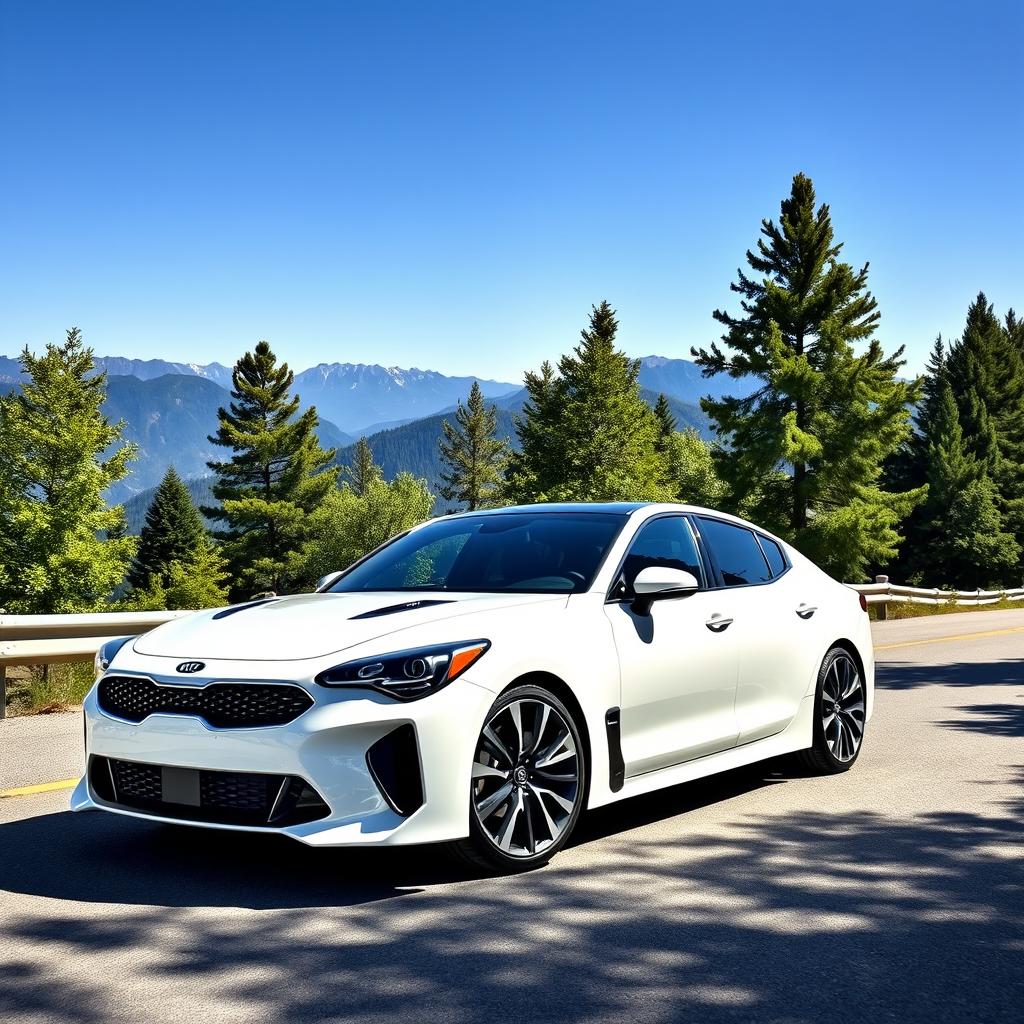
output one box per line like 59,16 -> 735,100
435,502 -> 790,547
442,501 -> 653,518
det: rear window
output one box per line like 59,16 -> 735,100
698,517 -> 772,586
759,536 -> 787,577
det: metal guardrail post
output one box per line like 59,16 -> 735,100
875,575 -> 889,620
0,663 -> 6,719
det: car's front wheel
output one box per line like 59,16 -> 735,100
451,684 -> 586,872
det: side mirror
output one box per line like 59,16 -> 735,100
631,566 -> 699,615
316,570 -> 343,592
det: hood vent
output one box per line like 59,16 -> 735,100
211,598 -> 279,621
349,599 -> 454,620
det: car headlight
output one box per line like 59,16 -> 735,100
315,640 -> 490,701
94,636 -> 132,677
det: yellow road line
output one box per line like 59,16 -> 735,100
876,624 -> 1024,652
0,777 -> 78,799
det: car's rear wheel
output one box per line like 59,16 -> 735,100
450,684 -> 586,872
797,647 -> 866,774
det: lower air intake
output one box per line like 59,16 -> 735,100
89,756 -> 330,827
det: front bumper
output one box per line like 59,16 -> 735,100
73,670 -> 496,847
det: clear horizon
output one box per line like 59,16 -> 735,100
2,1 -> 1021,381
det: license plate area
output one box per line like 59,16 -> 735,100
161,766 -> 201,806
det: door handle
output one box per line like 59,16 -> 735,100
796,604 -> 817,619
705,615 -> 733,633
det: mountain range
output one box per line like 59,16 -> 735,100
2,350 -> 755,520
0,355 -> 519,434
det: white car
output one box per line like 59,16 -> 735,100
73,502 -> 874,871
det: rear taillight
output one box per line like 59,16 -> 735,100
859,593 -> 868,613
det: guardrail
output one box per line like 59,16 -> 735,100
847,576 -> 1024,619
0,611 -> 191,718
2,577 -> 1024,717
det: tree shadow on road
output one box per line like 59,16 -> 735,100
876,655 -> 1024,690
941,703 -> 1024,737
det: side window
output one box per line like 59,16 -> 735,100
619,516 -> 704,594
759,536 -> 787,578
698,518 -> 772,586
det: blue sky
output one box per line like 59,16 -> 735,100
1,0 -> 1021,383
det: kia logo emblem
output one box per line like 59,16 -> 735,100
176,661 -> 205,674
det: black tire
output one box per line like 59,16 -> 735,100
796,646 -> 867,775
449,684 -> 587,873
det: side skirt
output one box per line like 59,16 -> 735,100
587,691 -> 816,809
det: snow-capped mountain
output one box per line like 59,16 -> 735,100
0,354 -> 235,389
291,363 -> 520,433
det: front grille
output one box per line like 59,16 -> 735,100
90,756 -> 330,827
98,674 -> 313,728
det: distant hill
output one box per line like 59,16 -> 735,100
102,374 -> 352,504
637,355 -> 757,403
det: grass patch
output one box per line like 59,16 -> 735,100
3,662 -> 95,717
868,596 -> 1024,621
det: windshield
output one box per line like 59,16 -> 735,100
327,512 -> 626,594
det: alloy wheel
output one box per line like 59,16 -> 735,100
471,697 -> 580,858
822,653 -> 865,763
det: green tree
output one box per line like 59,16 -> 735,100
128,467 -> 207,590
944,294 -> 1024,574
345,437 -> 382,497
664,429 -> 727,508
692,173 -> 923,580
206,341 -> 337,597
908,382 -> 1019,587
302,472 -> 434,585
506,301 -> 671,502
0,329 -> 136,613
130,541 -> 230,611
439,381 -> 510,510
945,295 -> 1004,473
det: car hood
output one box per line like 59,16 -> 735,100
132,591 -> 567,662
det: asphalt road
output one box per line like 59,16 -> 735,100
1,610 -> 1022,1024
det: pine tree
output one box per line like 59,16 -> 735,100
691,173 -> 923,580
206,341 -> 337,597
128,467 -> 207,590
438,381 -> 509,510
504,361 -> 563,501
909,382 -> 1019,587
345,437 -> 382,497
0,329 -> 136,612
945,294 -> 1024,573
653,393 -> 677,449
506,302 -> 671,503
945,294 -> 1003,472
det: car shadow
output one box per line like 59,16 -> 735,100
0,760 -> 792,910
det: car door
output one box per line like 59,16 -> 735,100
604,514 -> 740,777
694,518 -> 811,744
